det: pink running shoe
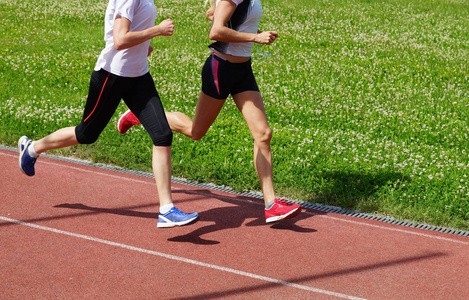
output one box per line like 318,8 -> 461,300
117,110 -> 140,134
265,198 -> 301,223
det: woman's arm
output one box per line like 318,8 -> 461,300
113,16 -> 174,50
209,0 -> 277,44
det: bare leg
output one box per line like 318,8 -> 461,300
165,91 -> 225,140
164,112 -> 193,138
33,126 -> 79,154
152,145 -> 173,206
233,91 -> 275,205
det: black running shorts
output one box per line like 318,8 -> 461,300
201,53 -> 259,100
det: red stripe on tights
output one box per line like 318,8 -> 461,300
83,72 -> 111,122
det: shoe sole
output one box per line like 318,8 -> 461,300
157,215 -> 199,228
117,110 -> 131,134
18,136 -> 31,176
265,206 -> 301,223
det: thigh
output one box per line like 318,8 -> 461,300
82,70 -> 124,123
123,73 -> 172,146
76,70 -> 125,142
124,73 -> 163,117
232,91 -> 270,138
191,91 -> 226,139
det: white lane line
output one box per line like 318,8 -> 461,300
0,216 -> 365,300
2,150 -> 468,246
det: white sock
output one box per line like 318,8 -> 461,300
160,203 -> 174,214
28,142 -> 39,157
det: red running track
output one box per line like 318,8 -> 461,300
1,147 -> 468,299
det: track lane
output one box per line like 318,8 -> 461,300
1,148 -> 468,299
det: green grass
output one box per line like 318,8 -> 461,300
1,0 -> 468,230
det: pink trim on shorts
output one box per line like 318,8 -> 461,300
211,55 -> 220,95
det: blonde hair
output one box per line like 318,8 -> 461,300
205,0 -> 216,8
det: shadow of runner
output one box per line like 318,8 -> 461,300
0,202 -> 160,229
51,189 -> 317,245
54,203 -> 158,219
167,189 -> 317,245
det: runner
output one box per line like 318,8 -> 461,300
18,0 -> 199,228
118,0 -> 301,223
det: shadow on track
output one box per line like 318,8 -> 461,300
47,188 -> 318,245
167,189 -> 317,245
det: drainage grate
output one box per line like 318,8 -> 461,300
3,144 -> 468,237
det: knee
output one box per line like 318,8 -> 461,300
190,128 -> 207,141
152,129 -> 173,146
77,134 -> 99,145
254,127 -> 272,145
75,128 -> 99,145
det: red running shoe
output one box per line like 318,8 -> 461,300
117,110 -> 140,134
265,198 -> 301,223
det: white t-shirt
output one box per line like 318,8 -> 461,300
210,0 -> 263,57
94,0 -> 157,77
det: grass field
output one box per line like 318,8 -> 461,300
1,0 -> 468,230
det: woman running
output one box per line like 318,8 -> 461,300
118,0 -> 301,223
18,0 -> 199,228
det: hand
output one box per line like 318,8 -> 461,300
156,19 -> 174,36
255,31 -> 278,45
206,7 -> 215,21
147,45 -> 154,56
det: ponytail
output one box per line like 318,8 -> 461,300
205,0 -> 216,8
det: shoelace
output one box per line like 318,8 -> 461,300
170,207 -> 183,215
278,199 -> 295,206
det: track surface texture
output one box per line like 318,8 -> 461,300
1,148 -> 468,299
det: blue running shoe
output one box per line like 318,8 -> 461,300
18,136 -> 38,176
157,207 -> 199,228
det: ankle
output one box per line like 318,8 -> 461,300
28,142 -> 40,157
265,199 -> 276,209
160,203 -> 174,214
